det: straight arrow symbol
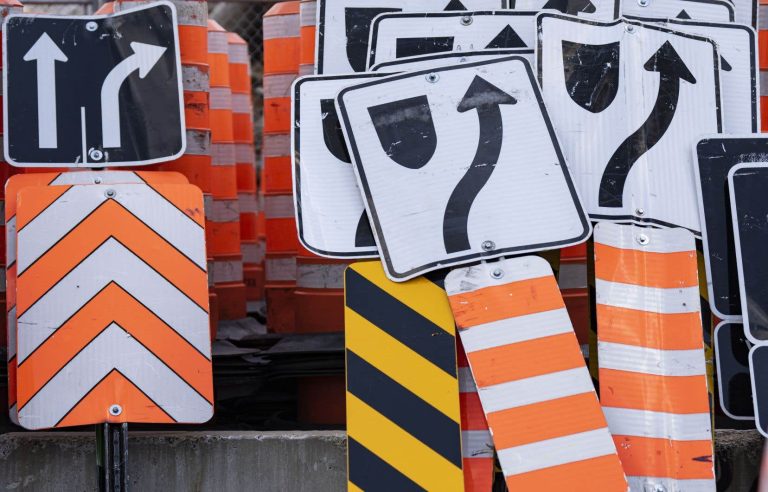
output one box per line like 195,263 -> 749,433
100,41 -> 166,148
23,33 -> 67,149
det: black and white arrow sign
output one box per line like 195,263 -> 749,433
3,2 -> 184,167
367,11 -> 537,70
620,0 -> 734,21
508,0 -> 618,20
538,15 -> 721,233
337,57 -> 590,281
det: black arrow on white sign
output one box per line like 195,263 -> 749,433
443,76 -> 516,253
598,41 -> 695,208
541,0 -> 597,15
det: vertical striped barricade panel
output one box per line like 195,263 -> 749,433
14,183 -> 212,430
344,261 -> 464,491
5,171 -> 189,424
594,222 -> 714,491
445,256 -> 627,492
457,339 -> 494,492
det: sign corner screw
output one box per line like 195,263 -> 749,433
109,404 -> 122,416
425,72 -> 439,83
481,240 -> 496,251
491,268 -> 504,279
460,15 -> 473,26
636,233 -> 650,246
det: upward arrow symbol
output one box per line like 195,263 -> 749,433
24,33 -> 68,149
443,76 -> 516,253
599,41 -> 696,208
101,42 -> 166,148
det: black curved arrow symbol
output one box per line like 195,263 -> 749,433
443,76 -> 516,253
598,41 -> 696,208
542,0 -> 597,15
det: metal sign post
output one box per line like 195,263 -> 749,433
97,422 -> 129,492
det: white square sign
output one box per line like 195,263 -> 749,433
292,74 -> 381,258
370,48 -> 533,73
368,11 -> 537,70
337,57 -> 591,281
316,0 -> 505,74
538,14 -> 722,233
620,0 -> 734,22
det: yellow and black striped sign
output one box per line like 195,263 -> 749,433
345,261 -> 463,491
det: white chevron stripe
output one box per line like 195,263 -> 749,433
17,185 -> 205,274
17,238 -> 209,364
18,323 -> 212,430
7,306 -> 15,359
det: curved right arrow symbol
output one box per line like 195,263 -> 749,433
598,41 -> 696,208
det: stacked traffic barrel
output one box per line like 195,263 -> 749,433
262,2 -> 300,332
114,0 -> 217,334
228,33 -> 264,312
209,20 -> 246,321
298,0 -> 316,76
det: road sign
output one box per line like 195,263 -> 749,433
732,0 -> 757,27
4,171 -> 189,424
594,222 -> 714,491
714,322 -> 754,421
292,74 -> 381,258
508,0 -> 618,19
621,0 -> 734,21
368,11 -> 537,70
3,2 -> 185,167
445,256 -> 626,491
345,261 -> 463,491
750,345 -> 768,437
337,57 -> 590,281
538,14 -> 722,233
316,0 -> 505,74
625,18 -> 757,134
694,136 -> 768,320
370,48 -> 533,73
729,164 -> 768,344
14,183 -> 211,429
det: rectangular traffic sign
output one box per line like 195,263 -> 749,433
292,74 -> 381,258
337,56 -> 590,281
714,321 -> 754,421
368,11 -> 537,70
3,1 -> 185,167
316,0 -> 505,74
370,48 -> 533,73
538,14 -> 722,233
620,0 -> 734,21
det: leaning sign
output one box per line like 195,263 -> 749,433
3,1 -> 185,167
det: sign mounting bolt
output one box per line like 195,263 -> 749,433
636,233 -> 650,246
638,0 -> 649,6
482,240 -> 496,251
93,177 -> 102,184
105,189 -> 116,199
491,268 -> 504,279
109,404 -> 122,416
625,24 -> 636,33
89,149 -> 103,161
460,15 -> 473,26
425,72 -> 439,83
635,208 -> 645,216
86,21 -> 98,32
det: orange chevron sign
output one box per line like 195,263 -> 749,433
13,182 -> 212,429
4,171 -> 189,424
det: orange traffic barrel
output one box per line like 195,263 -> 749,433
295,257 -> 347,332
299,0 -> 316,76
262,134 -> 292,194
265,252 -> 296,333
264,192 -> 299,253
95,1 -> 114,13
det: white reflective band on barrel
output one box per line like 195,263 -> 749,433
558,262 -> 587,290
761,72 -> 768,97
228,43 -> 250,65
207,259 -> 215,287
458,367 -> 476,393
208,31 -> 229,54
185,130 -> 211,156
231,93 -> 253,114
209,87 -> 232,110
263,14 -> 300,39
209,199 -> 240,222
239,193 -> 259,213
265,194 -> 294,219
300,0 -> 317,27
266,256 -> 296,282
462,430 -> 494,459
211,143 -> 236,166
595,279 -> 700,314
263,133 -> 290,157
182,64 -> 209,92
213,257 -> 244,283
263,73 -> 297,99
242,241 -> 265,264
0,267 -> 6,293
203,194 -> 214,219
296,262 -> 346,289
235,144 -> 256,164
760,5 -> 768,29
298,65 -> 315,76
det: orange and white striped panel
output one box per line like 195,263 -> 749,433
457,338 -> 494,492
594,222 -> 714,491
14,183 -> 211,429
446,256 -> 627,491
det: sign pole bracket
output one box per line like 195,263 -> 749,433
96,422 -> 129,492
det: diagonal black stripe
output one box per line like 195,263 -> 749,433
348,438 -> 425,492
347,350 -> 462,468
345,269 -> 456,377
53,368 -> 176,427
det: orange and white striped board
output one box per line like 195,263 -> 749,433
4,171 -> 189,423
457,339 -> 494,492
594,222 -> 714,491
446,256 -> 627,491
13,182 -> 212,429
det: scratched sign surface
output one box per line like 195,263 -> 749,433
3,1 -> 185,167
537,14 -> 721,233
337,56 -> 590,281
